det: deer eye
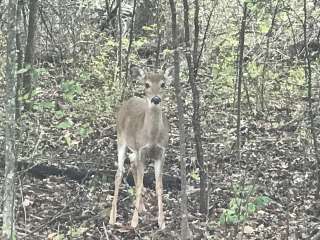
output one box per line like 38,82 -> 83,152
145,83 -> 150,88
160,82 -> 165,88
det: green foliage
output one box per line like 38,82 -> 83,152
288,67 -> 305,87
78,123 -> 93,137
128,187 -> 135,197
259,17 -> 271,34
16,66 -> 31,74
247,62 -> 263,79
32,100 -> 55,111
88,35 -> 119,91
211,37 -> 237,99
219,184 -> 271,225
33,67 -> 48,82
190,170 -> 200,181
67,226 -> 88,237
56,118 -> 74,129
50,226 -> 88,239
51,233 -> 64,240
61,80 -> 82,102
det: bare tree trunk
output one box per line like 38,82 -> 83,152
155,0 -> 162,68
23,0 -> 38,109
117,0 -> 122,89
235,3 -> 247,164
231,14 -> 248,236
169,0 -> 191,238
2,0 -> 18,239
182,0 -> 207,214
122,0 -> 137,100
260,0 -> 279,112
303,0 -> 320,199
15,0 -> 23,119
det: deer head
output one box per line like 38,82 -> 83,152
131,66 -> 174,107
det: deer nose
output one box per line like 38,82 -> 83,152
151,96 -> 161,105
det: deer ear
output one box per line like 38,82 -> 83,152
131,66 -> 145,81
164,66 -> 174,85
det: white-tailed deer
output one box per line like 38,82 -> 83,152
109,67 -> 173,229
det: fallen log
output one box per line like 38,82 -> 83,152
0,160 -> 181,190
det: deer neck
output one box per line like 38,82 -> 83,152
144,99 -> 163,141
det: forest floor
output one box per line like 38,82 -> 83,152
1,81 -> 319,240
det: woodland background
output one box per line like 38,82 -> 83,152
1,0 -> 320,239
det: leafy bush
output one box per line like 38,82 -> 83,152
219,184 -> 271,225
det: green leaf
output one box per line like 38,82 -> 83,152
64,133 -> 72,146
31,87 -> 43,97
56,119 -> 73,129
16,67 -> 30,74
229,197 -> 242,209
67,226 -> 88,237
52,233 -> 64,240
219,209 -> 240,225
78,126 -> 93,137
142,24 -> 156,32
247,202 -> 256,214
40,101 -> 55,109
259,20 -> 270,34
255,195 -> 271,208
190,170 -> 200,181
55,110 -> 65,119
128,187 -> 135,197
26,67 -> 47,81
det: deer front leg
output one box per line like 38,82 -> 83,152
155,158 -> 165,229
129,152 -> 145,212
109,144 -> 126,225
131,157 -> 145,228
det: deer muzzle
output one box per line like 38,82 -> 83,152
151,96 -> 161,105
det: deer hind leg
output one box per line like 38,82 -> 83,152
129,151 -> 145,212
131,151 -> 145,228
109,143 -> 126,225
155,152 -> 165,229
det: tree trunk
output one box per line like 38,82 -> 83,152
117,0 -> 122,87
303,0 -> 320,199
155,0 -> 162,68
182,0 -> 207,214
15,0 -> 23,119
122,0 -> 137,101
23,0 -> 38,109
260,0 -> 279,112
2,0 -> 18,239
236,3 -> 247,164
169,0 -> 191,238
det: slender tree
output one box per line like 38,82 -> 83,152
23,0 -> 38,109
117,0 -> 122,90
122,0 -> 137,100
182,0 -> 207,214
155,0 -> 162,68
169,0 -> 191,238
2,0 -> 18,239
15,0 -> 23,119
234,4 -> 247,236
260,0 -> 279,112
236,2 -> 247,164
303,0 -> 320,198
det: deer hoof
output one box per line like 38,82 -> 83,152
139,201 -> 146,212
158,220 -> 165,230
131,212 -> 139,228
109,209 -> 116,225
131,219 -> 138,228
158,217 -> 165,229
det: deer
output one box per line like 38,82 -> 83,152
109,67 -> 173,229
